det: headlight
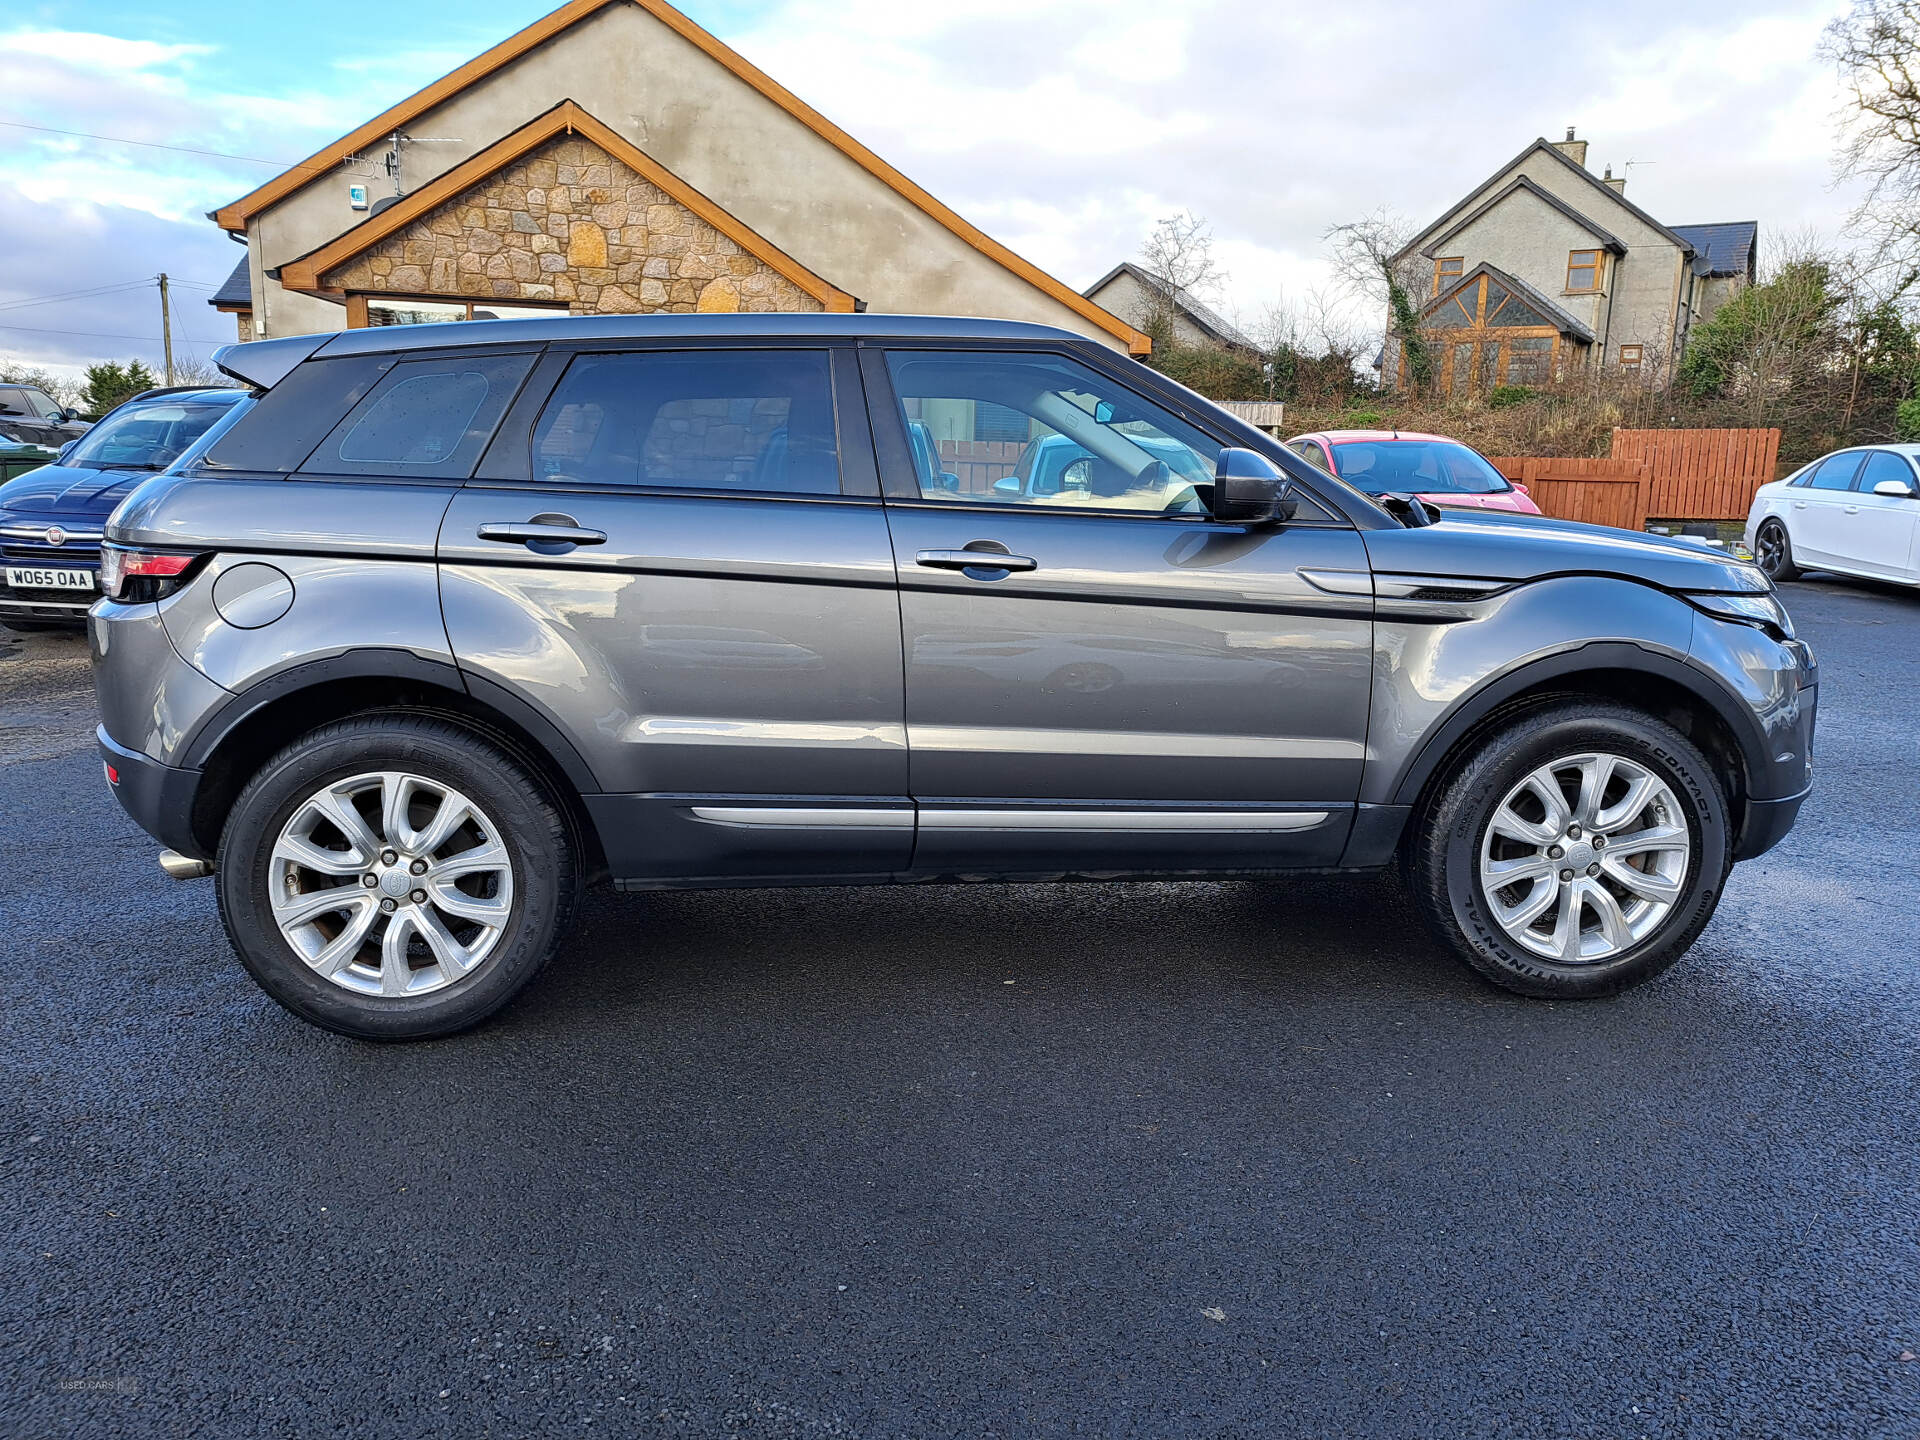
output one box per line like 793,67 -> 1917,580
1683,589 -> 1795,641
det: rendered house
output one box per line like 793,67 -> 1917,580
1384,129 -> 1756,392
203,0 -> 1144,356
1082,262 -> 1263,358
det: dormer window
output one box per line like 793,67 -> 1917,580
1433,256 -> 1464,295
1566,250 -> 1603,292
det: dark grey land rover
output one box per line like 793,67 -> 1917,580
90,314 -> 1815,1039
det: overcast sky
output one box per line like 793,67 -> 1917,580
0,0 -> 1867,379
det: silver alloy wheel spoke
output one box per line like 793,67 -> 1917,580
269,770 -> 515,998
1477,751 -> 1692,966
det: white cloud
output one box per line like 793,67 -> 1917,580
0,0 -> 1874,371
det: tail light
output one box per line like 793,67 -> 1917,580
99,545 -> 201,602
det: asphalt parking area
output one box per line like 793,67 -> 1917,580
3,575 -> 1917,1438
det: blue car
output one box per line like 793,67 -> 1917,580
0,386 -> 254,630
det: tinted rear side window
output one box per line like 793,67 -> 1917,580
203,355 -> 391,472
302,352 -> 535,479
530,349 -> 842,495
1804,453 -> 1866,491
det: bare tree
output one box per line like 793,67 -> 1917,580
1822,1 -> 1920,292
1324,208 -> 1429,391
1136,210 -> 1227,342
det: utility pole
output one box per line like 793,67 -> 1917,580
157,273 -> 174,385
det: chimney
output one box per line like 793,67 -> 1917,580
1552,126 -> 1589,170
1602,163 -> 1626,195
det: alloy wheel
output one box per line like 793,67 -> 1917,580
1477,752 -> 1691,964
1756,522 -> 1787,576
268,771 -> 515,997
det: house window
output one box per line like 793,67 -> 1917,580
1433,257 -> 1464,295
1618,344 -> 1644,373
352,295 -> 571,328
1566,250 -> 1602,293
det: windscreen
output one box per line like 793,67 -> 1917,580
64,397 -> 240,471
1331,440 -> 1511,496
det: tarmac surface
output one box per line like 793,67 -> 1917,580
2,573 -> 1916,1438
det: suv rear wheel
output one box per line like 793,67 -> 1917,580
1409,701 -> 1731,998
216,715 -> 577,1039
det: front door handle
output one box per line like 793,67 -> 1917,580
477,518 -> 607,547
1792,501 -> 1807,509
916,547 -> 1037,574
1844,505 -> 1860,514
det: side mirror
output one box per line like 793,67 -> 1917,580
58,440 -> 77,462
63,407 -> 81,422
1872,478 -> 1918,499
991,475 -> 1021,496
1211,447 -> 1295,524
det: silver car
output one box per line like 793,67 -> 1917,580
91,315 -> 1816,1039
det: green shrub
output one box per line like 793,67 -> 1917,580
1344,409 -> 1384,427
1487,385 -> 1536,409
1897,397 -> 1920,442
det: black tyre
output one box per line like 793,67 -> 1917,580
216,715 -> 578,1040
1754,519 -> 1800,582
1409,700 -> 1730,999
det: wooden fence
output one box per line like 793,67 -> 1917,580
1610,427 -> 1781,520
1487,456 -> 1654,531
935,440 -> 1024,495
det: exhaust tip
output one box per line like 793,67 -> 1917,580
158,849 -> 214,880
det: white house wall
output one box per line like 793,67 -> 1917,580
245,3 -> 1120,346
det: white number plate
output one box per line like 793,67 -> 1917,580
5,565 -> 96,592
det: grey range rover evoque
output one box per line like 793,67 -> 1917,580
90,314 -> 1816,1040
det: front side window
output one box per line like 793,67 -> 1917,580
530,349 -> 841,494
1331,440 -> 1511,496
882,350 -> 1218,515
303,351 -> 534,479
63,397 -> 239,471
1804,452 -> 1866,491
0,387 -> 61,420
1566,250 -> 1602,292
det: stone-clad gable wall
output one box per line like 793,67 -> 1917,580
322,134 -> 823,315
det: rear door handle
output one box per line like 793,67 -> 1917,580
1792,501 -> 1807,509
477,520 -> 607,547
1844,505 -> 1860,514
916,547 -> 1037,573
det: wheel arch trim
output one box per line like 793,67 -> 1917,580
1383,640 -> 1765,812
177,648 -> 602,794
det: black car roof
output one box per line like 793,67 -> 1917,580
216,314 -> 1107,389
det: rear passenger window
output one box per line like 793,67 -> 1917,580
1803,453 -> 1865,491
301,352 -> 534,479
530,349 -> 841,494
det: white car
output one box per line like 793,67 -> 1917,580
1747,444 -> 1920,588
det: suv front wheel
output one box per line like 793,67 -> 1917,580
216,715 -> 578,1039
1410,701 -> 1731,998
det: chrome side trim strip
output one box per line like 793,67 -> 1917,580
1297,567 -> 1374,597
919,809 -> 1331,832
689,806 -> 914,829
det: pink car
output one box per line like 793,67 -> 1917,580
1284,429 -> 1543,515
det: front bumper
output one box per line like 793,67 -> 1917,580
1734,784 -> 1811,861
99,726 -> 205,858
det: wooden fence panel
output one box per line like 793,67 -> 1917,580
935,440 -> 1025,495
1609,427 -> 1780,520
1485,456 -> 1652,532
